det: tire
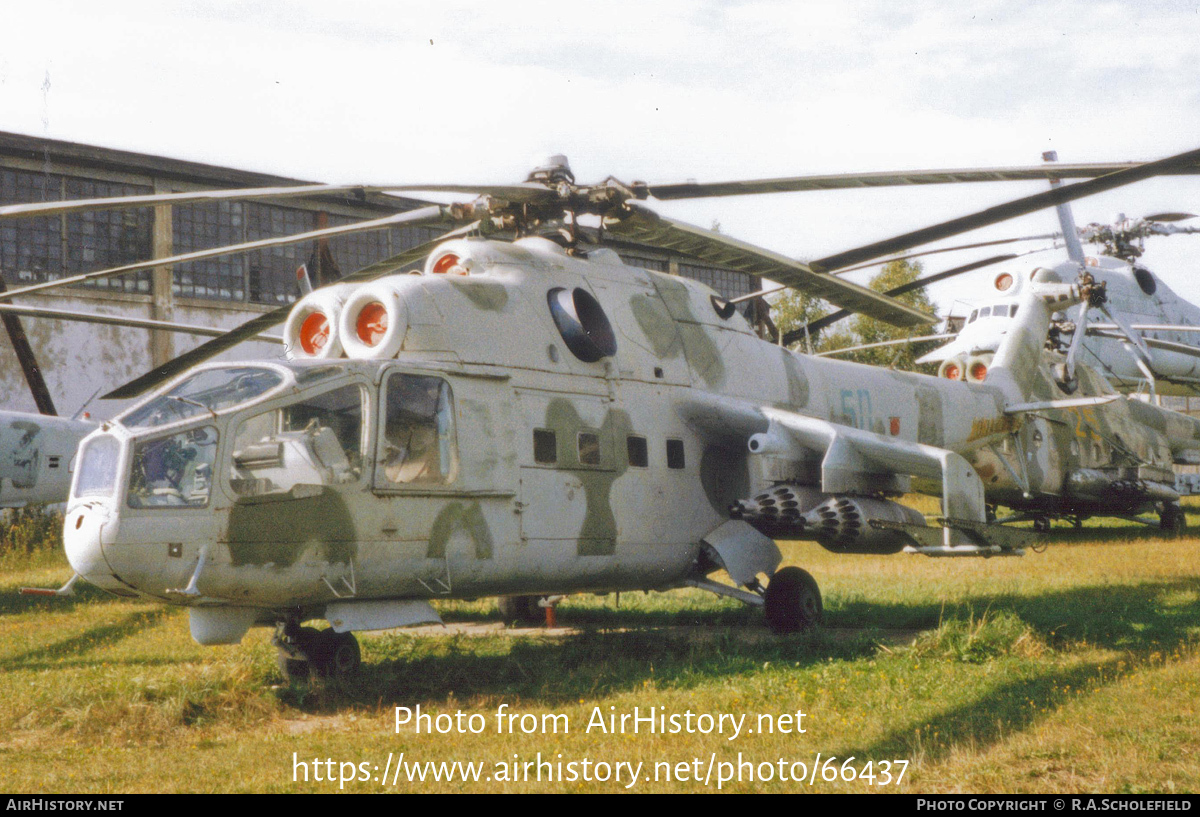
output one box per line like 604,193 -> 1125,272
320,630 -> 361,678
497,595 -> 543,623
764,567 -> 823,634
1160,503 -> 1187,536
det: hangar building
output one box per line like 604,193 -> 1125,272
0,131 -> 759,417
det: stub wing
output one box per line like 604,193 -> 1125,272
678,396 -> 1034,555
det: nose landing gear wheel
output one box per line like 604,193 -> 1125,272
763,567 -> 823,634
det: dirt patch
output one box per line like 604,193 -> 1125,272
367,621 -> 923,647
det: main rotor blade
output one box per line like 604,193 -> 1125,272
1089,323 -> 1200,334
645,160 -> 1200,201
1144,211 -> 1197,223
0,279 -> 55,415
810,146 -> 1200,273
100,222 -> 479,401
0,205 -> 451,302
832,233 -> 1060,275
1089,329 -> 1200,360
0,303 -> 282,341
0,183 -> 380,221
814,333 -> 957,357
605,204 -> 934,327
379,184 -> 557,204
0,181 -> 554,222
780,253 -> 1021,345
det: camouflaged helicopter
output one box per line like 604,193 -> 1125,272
7,147 -> 1200,680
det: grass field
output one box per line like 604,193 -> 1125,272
0,511 -> 1197,793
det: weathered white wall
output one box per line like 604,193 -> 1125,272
0,291 -> 284,419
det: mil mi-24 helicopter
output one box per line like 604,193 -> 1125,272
920,214 -> 1200,395
889,152 -> 1200,397
6,147 -> 1200,680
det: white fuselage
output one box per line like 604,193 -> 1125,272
923,257 -> 1200,392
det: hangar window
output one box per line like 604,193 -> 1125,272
245,204 -> 313,305
65,177 -> 153,294
0,169 -> 64,286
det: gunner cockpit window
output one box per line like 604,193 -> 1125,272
127,426 -> 218,508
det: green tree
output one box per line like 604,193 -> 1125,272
770,259 -> 939,370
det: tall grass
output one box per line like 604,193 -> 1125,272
0,506 -> 63,558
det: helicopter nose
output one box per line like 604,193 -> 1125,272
64,502 -> 128,594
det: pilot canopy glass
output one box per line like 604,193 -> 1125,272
377,374 -> 457,486
121,367 -> 285,429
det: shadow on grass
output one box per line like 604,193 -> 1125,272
830,655 -> 1124,768
0,608 -> 169,671
280,626 -> 885,710
833,579 -> 1200,655
279,575 -> 1200,720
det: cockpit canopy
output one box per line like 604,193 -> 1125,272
78,361 -> 460,511
119,366 -> 287,429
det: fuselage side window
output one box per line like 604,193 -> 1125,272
578,431 -> 601,466
377,374 -> 457,486
627,435 -> 648,468
534,428 -> 557,464
666,438 -> 686,470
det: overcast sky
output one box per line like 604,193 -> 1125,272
2,0 -> 1200,314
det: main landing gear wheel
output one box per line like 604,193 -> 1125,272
275,626 -> 361,681
763,567 -> 823,634
319,629 -> 362,677
1160,502 -> 1187,536
497,595 -> 544,623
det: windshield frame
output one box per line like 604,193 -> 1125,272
116,363 -> 297,432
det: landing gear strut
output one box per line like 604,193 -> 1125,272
763,567 -> 823,634
273,619 -> 361,682
497,595 -> 545,623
